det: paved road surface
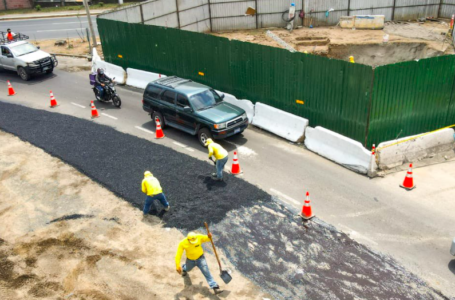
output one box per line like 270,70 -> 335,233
0,66 -> 454,297
0,16 -> 99,40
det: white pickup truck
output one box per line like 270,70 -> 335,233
0,39 -> 58,81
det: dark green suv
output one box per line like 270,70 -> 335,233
142,76 -> 248,146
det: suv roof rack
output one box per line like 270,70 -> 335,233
0,31 -> 29,45
155,76 -> 192,89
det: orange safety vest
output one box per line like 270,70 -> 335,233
6,33 -> 13,41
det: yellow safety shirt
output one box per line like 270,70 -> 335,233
175,234 -> 210,268
141,173 -> 163,196
206,140 -> 228,161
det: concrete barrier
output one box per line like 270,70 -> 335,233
305,126 -> 372,174
126,68 -> 166,89
216,90 -> 254,122
377,128 -> 455,170
252,102 -> 308,143
92,60 -> 126,84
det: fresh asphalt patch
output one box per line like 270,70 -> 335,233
0,101 -> 449,300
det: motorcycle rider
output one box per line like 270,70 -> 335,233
95,68 -> 112,99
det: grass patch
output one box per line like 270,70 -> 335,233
0,3 -> 138,16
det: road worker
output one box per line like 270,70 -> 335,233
6,29 -> 14,41
141,171 -> 170,215
175,232 -> 221,294
205,138 -> 228,181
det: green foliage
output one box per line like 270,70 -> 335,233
99,2 -> 105,7
35,5 -> 41,11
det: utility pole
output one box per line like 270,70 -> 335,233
83,0 -> 97,51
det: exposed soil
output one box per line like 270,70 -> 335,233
0,130 -> 270,300
213,21 -> 455,66
0,101 -> 451,300
31,38 -> 104,58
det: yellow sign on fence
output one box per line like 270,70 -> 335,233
296,100 -> 304,105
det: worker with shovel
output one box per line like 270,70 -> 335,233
175,232 -> 221,294
205,138 -> 228,181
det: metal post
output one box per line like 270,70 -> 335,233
302,0 -> 305,26
3,0 -> 7,10
347,0 -> 350,16
391,0 -> 397,21
208,0 -> 213,32
438,0 -> 444,18
83,0 -> 97,51
139,4 -> 144,24
176,0 -> 181,29
86,28 -> 91,53
255,0 -> 258,29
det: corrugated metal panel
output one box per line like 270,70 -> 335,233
393,5 -> 439,20
396,0 -> 439,6
368,56 -> 455,147
181,20 -> 211,32
306,11 -> 347,26
444,0 -> 455,4
305,0 -> 348,12
144,13 -> 179,28
142,0 -> 176,22
351,8 -> 393,21
440,4 -> 455,18
257,0 -> 303,13
178,0 -> 208,11
258,13 -> 289,28
212,16 -> 257,31
350,0 -> 393,10
211,1 -> 256,18
179,4 -> 210,27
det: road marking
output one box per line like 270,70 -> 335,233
135,126 -> 154,134
101,113 -> 118,120
52,21 -> 88,25
173,141 -> 187,148
186,148 -> 195,152
37,28 -> 85,32
269,188 -> 300,206
71,102 -> 86,109
337,224 -> 379,246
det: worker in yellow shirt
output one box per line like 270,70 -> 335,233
205,139 -> 228,181
175,232 -> 221,294
141,171 -> 170,215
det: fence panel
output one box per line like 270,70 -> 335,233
97,19 -> 372,144
368,56 -> 455,147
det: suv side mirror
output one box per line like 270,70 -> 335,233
220,93 -> 225,99
37,46 -> 40,49
183,106 -> 192,112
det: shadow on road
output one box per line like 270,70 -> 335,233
1,70 -> 56,85
449,259 -> 455,275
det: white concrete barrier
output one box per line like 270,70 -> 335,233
305,126 -> 372,174
252,102 -> 308,143
216,90 -> 255,123
126,68 -> 166,89
92,60 -> 126,84
377,128 -> 455,170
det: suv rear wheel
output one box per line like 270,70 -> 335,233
198,128 -> 212,147
18,67 -> 30,81
152,112 -> 165,129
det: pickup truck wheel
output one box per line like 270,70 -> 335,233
198,128 -> 212,147
45,68 -> 54,74
18,67 -> 30,81
152,112 -> 165,129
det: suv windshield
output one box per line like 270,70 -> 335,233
10,43 -> 38,57
189,89 -> 222,111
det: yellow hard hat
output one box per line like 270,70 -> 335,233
187,232 -> 198,244
204,138 -> 213,146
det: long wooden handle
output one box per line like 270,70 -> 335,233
204,222 -> 222,271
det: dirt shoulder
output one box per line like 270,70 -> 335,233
0,130 -> 269,300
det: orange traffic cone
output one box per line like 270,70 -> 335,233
400,163 -> 416,190
90,100 -> 99,118
230,151 -> 242,175
300,192 -> 315,220
49,90 -> 58,108
7,81 -> 16,96
155,118 -> 165,139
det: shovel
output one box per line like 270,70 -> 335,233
204,222 -> 232,284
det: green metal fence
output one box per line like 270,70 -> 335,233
98,19 -> 455,147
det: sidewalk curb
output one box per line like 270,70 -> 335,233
0,12 -> 102,21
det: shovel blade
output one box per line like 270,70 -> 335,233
220,270 -> 232,284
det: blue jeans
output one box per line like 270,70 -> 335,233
183,255 -> 218,288
216,156 -> 228,179
96,85 -> 105,98
143,193 -> 169,215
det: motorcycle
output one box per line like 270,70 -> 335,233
89,73 -> 122,108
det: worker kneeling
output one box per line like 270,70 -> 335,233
205,138 -> 228,181
175,232 -> 221,294
141,171 -> 170,215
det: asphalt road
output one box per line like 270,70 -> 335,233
0,65 -> 454,297
0,16 -> 99,40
